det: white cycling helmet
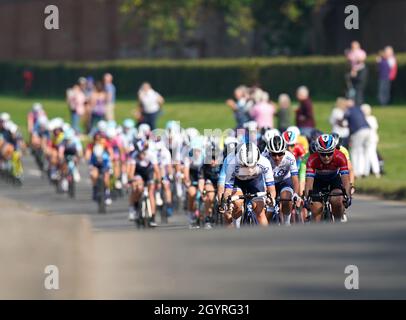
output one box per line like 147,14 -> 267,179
6,121 -> 18,135
64,128 -> 75,141
106,127 -> 116,139
286,126 -> 301,138
282,130 -> 298,146
93,144 -> 104,158
138,123 -> 151,137
316,134 -> 337,153
263,129 -> 280,143
123,118 -> 135,129
267,134 -> 287,153
49,118 -> 64,131
97,120 -> 108,133
236,142 -> 260,167
32,103 -> 43,112
62,122 -> 71,132
0,112 -> 10,122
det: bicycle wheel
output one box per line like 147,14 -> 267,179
97,177 -> 106,214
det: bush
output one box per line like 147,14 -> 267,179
1,55 -> 406,100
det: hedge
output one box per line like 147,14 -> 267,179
1,55 -> 405,100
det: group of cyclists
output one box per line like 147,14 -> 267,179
1,101 -> 355,229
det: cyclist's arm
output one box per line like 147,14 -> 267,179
304,177 -> 314,198
266,185 -> 276,200
341,174 -> 351,198
348,159 -> 355,186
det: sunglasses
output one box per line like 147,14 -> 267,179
271,152 -> 285,157
319,152 -> 334,157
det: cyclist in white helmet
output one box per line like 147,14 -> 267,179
262,134 -> 301,225
221,142 -> 276,226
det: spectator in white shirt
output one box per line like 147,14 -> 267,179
136,82 -> 164,130
361,104 -> 381,178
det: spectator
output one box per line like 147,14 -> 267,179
249,90 -> 275,130
90,81 -> 108,129
329,97 -> 350,148
137,82 -> 164,131
386,46 -> 398,103
66,84 -> 86,133
295,85 -> 315,139
343,98 -> 371,178
361,104 -> 381,178
376,50 -> 391,106
277,93 -> 291,132
226,86 -> 250,129
104,73 -> 116,121
345,41 -> 368,105
22,69 -> 34,96
83,77 -> 95,133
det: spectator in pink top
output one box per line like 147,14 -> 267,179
249,90 -> 275,129
345,41 -> 368,105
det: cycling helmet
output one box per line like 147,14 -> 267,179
116,126 -> 123,135
282,130 -> 298,146
166,120 -> 180,132
267,134 -> 287,153
107,120 -> 117,129
62,122 -> 71,133
50,118 -> 64,131
7,122 -> 18,135
97,120 -> 108,133
0,112 -> 10,122
106,127 -> 116,139
64,128 -> 75,141
286,126 -> 300,138
32,103 -> 43,112
310,129 -> 324,142
316,134 -> 336,153
138,123 -> 151,137
123,118 -> 135,129
331,132 -> 341,148
309,140 -> 318,154
236,142 -> 260,167
263,129 -> 281,143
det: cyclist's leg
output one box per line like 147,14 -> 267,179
89,166 -> 99,200
309,177 -> 324,222
279,179 -> 294,225
187,185 -> 197,223
329,176 -> 345,220
243,177 -> 268,226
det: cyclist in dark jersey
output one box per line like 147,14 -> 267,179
199,146 -> 223,229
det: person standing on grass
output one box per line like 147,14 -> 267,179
386,46 -> 397,103
345,41 -> 368,105
376,49 -> 391,106
295,86 -> 315,139
66,83 -> 86,133
361,104 -> 381,178
137,82 -> 164,131
330,97 -> 350,149
277,93 -> 291,132
342,98 -> 371,178
249,90 -> 275,130
104,73 -> 116,121
90,81 -> 108,129
226,85 -> 251,129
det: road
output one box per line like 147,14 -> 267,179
1,155 -> 406,299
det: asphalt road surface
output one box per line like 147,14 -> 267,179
1,156 -> 406,299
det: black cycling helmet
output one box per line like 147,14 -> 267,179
331,132 -> 341,149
